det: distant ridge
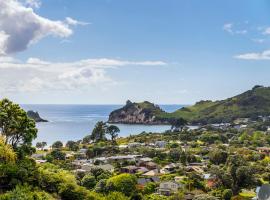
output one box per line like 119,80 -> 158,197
108,86 -> 270,124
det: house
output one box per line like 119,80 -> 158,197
257,147 -> 270,156
128,142 -> 144,148
137,176 -> 160,188
143,169 -> 161,177
144,161 -> 158,170
81,163 -> 114,172
138,157 -> 153,164
118,144 -> 128,149
158,181 -> 181,196
36,159 -> 47,164
155,141 -> 167,148
135,167 -> 149,174
204,174 -> 219,189
174,176 -> 185,182
97,164 -> 115,173
161,163 -> 177,174
31,153 -> 46,159
121,165 -> 138,174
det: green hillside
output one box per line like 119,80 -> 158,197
158,86 -> 270,124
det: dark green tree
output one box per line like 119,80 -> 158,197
106,125 -> 120,144
52,141 -> 63,149
66,140 -> 79,151
90,121 -> 107,142
170,118 -> 187,132
0,99 -> 37,156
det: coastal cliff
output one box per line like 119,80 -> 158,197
108,100 -> 170,124
108,86 -> 270,124
27,110 -> 48,122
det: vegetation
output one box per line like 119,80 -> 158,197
1,96 -> 270,199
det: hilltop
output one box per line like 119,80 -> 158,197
109,86 -> 270,124
27,110 -> 48,122
108,100 -> 171,124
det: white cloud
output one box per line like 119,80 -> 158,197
223,23 -> 247,35
0,0 -> 75,54
65,17 -> 90,26
0,57 -> 167,93
263,27 -> 270,35
252,38 -> 265,43
24,0 -> 41,9
235,50 -> 270,60
223,23 -> 233,34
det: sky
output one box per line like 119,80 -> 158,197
1,0 -> 270,104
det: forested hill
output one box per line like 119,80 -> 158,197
109,86 -> 270,124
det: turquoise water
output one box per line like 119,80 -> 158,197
21,104 -> 183,145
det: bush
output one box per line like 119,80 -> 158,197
106,173 -> 137,196
81,175 -> 96,189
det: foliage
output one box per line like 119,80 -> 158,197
81,175 -> 96,189
66,140 -> 79,151
0,136 -> 16,163
222,189 -> 233,200
90,121 -> 107,142
52,141 -> 63,149
106,173 -> 137,196
106,125 -> 120,143
209,149 -> 228,165
0,184 -> 54,200
105,192 -> 129,200
0,98 -> 37,156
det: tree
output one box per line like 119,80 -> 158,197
106,173 -> 137,196
168,148 -> 182,162
82,135 -> 91,144
81,175 -> 96,189
0,99 -> 37,155
0,136 -> 16,163
209,149 -> 228,165
36,141 -> 47,150
52,141 -> 63,149
50,149 -> 66,160
222,189 -> 233,200
0,185 -> 54,200
105,192 -> 129,200
90,121 -> 107,142
66,140 -> 79,151
170,118 -> 187,132
106,125 -> 120,144
226,155 -> 256,193
143,182 -> 156,194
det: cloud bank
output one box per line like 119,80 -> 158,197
0,0 -> 89,55
235,50 -> 270,60
0,57 -> 167,93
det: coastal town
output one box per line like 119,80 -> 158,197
30,113 -> 270,200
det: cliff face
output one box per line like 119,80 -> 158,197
108,100 -> 170,124
27,111 -> 48,122
109,86 -> 270,125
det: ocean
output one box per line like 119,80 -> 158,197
21,104 -> 183,145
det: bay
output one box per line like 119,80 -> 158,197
21,104 -> 184,145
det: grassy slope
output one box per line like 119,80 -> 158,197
158,86 -> 270,123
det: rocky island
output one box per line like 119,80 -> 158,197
27,110 -> 48,122
109,86 -> 270,125
108,100 -> 171,124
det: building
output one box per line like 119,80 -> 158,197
158,181 -> 181,196
155,141 -> 167,148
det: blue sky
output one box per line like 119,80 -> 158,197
1,0 -> 270,104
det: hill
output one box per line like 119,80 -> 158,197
108,100 -> 171,124
27,110 -> 48,122
109,86 -> 270,124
